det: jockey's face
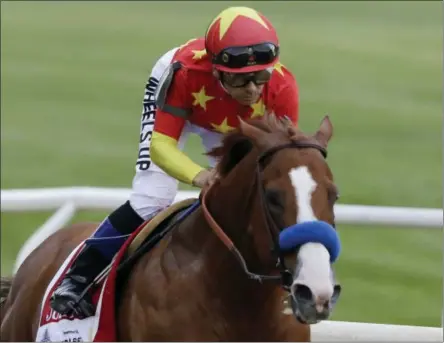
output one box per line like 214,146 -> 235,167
215,69 -> 271,106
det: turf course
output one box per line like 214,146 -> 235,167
1,1 -> 442,327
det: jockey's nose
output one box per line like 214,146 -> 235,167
244,81 -> 258,92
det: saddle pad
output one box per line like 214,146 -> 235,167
35,219 -> 150,342
35,198 -> 199,342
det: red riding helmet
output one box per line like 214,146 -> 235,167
205,6 -> 280,73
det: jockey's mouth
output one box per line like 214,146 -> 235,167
240,94 -> 259,104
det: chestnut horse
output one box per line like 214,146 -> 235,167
1,115 -> 342,341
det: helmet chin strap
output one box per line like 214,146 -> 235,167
219,79 -> 229,93
213,69 -> 229,94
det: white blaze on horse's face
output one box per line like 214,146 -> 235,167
289,166 -> 317,223
288,166 -> 334,316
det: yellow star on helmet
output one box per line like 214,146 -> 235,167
192,86 -> 215,110
250,98 -> 265,118
211,117 -> 235,133
192,49 -> 207,60
209,7 -> 270,40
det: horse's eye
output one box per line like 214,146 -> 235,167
266,189 -> 284,210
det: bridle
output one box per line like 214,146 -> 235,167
201,140 -> 328,292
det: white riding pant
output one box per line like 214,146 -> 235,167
129,47 -> 223,220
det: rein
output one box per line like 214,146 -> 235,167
201,186 -> 283,283
201,141 -> 328,290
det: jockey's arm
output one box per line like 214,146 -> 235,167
151,112 -> 204,185
271,71 -> 300,127
151,66 -> 205,185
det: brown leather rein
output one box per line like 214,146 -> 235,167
200,141 -> 328,290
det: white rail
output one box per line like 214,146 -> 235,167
311,320 -> 442,341
1,186 -> 442,341
2,187 -> 443,228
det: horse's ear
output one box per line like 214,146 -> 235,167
314,115 -> 333,148
239,117 -> 266,142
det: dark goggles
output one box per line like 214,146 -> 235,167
221,69 -> 272,88
213,42 -> 279,69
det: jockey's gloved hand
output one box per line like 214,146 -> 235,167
192,168 -> 219,188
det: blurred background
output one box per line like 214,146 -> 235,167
1,0 -> 442,327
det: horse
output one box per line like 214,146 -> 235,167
1,114 -> 342,341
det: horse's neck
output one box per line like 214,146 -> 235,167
169,155 -> 261,276
121,154 -> 285,340
202,152 -> 280,293
207,153 -> 258,239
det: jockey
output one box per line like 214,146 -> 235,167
50,6 -> 300,317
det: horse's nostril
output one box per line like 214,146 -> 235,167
316,299 -> 330,313
324,300 -> 330,309
293,284 -> 313,302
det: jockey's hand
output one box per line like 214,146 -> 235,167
192,168 -> 219,189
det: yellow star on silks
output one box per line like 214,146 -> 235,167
209,7 -> 270,40
179,38 -> 197,50
192,49 -> 207,60
250,98 -> 265,118
273,62 -> 285,76
211,117 -> 235,133
192,86 -> 215,110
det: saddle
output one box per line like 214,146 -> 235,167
115,197 -> 200,279
128,198 -> 198,255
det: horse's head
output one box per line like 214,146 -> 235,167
207,114 -> 341,324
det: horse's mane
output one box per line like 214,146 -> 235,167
208,114 -> 309,176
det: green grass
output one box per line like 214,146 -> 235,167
1,1 -> 442,327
